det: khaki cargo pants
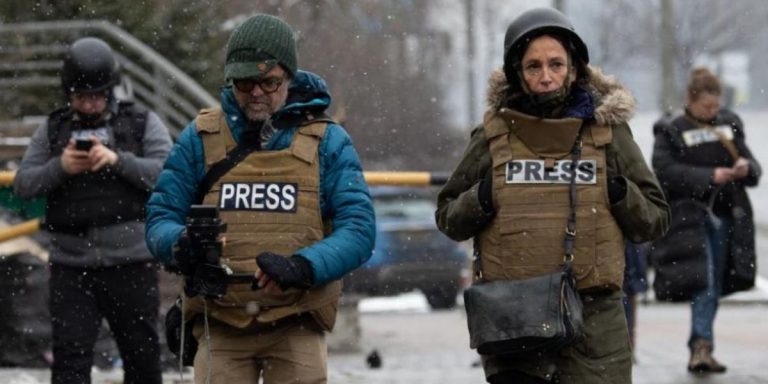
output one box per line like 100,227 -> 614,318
192,315 -> 327,384
482,290 -> 632,384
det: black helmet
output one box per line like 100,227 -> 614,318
502,8 -> 589,83
61,37 -> 120,95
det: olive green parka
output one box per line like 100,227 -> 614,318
436,66 -> 669,247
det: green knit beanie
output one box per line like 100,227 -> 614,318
224,14 -> 297,80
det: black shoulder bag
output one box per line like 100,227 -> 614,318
463,134 -> 585,357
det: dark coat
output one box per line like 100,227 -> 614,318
650,109 -> 761,301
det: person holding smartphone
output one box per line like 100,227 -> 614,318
652,67 -> 762,374
13,37 -> 172,384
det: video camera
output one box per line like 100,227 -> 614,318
178,205 -> 256,299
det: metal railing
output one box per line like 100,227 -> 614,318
0,20 -> 217,138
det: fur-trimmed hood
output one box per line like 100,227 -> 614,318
485,65 -> 636,126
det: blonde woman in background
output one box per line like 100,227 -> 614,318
652,67 -> 762,374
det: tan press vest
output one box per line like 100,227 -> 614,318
478,108 -> 625,291
183,107 -> 342,330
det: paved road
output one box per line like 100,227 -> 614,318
3,225 -> 767,383
632,303 -> 768,384
325,300 -> 768,384
1,298 -> 766,383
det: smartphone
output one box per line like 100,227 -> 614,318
75,139 -> 93,152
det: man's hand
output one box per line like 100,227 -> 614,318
171,233 -> 196,276
61,139 -> 92,175
255,252 -> 314,294
89,137 -> 119,171
712,167 -> 735,185
732,157 -> 750,180
478,167 -> 494,214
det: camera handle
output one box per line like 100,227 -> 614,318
223,268 -> 260,286
186,263 -> 261,299
215,263 -> 262,286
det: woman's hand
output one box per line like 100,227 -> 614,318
732,157 -> 750,180
712,167 -> 735,185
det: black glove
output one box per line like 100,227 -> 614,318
478,167 -> 495,214
608,176 -> 627,204
171,233 -> 196,276
256,252 -> 315,290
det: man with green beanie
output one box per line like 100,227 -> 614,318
145,14 -> 375,384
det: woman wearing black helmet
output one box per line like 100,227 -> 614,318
436,8 -> 670,383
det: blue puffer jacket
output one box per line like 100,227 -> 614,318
145,71 -> 375,285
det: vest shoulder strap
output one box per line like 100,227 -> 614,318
588,124 -> 613,147
482,112 -> 514,167
292,121 -> 328,164
46,107 -> 72,150
482,110 -> 509,139
115,102 -> 148,154
195,107 -> 226,133
195,107 -> 236,169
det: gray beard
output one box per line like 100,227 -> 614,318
245,118 -> 276,148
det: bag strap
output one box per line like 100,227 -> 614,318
472,128 -> 583,280
563,129 -> 584,273
706,126 -> 740,161
195,141 -> 260,204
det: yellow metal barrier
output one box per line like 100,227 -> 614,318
0,218 -> 41,243
0,171 -> 449,243
3,171 -> 450,187
0,171 -> 15,187
4,171 -> 450,187
363,171 -> 448,186
1,171 -> 38,243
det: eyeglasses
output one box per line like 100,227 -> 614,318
72,91 -> 108,101
232,76 -> 285,94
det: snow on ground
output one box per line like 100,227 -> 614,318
357,291 -> 431,314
